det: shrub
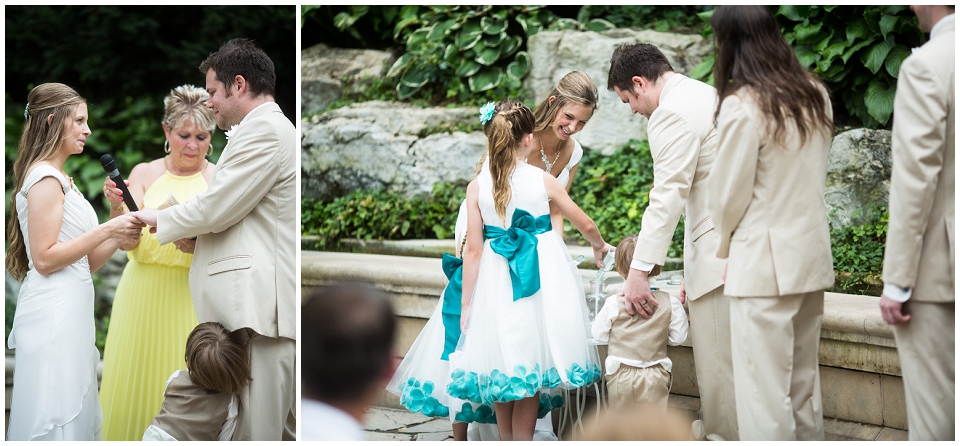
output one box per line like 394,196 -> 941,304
690,5 -> 924,129
568,139 -> 684,257
830,206 -> 887,295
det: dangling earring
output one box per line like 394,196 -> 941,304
164,140 -> 171,154
206,145 -> 213,157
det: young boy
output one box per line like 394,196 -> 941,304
143,322 -> 252,441
591,235 -> 688,409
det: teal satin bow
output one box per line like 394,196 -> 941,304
440,253 -> 463,361
483,208 -> 552,301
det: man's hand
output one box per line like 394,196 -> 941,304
879,294 -> 911,325
622,268 -> 658,318
133,208 -> 159,231
678,282 -> 686,305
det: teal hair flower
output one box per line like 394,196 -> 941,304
478,102 -> 496,125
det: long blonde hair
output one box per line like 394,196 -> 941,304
483,98 -> 535,224
532,70 -> 598,134
6,83 -> 86,280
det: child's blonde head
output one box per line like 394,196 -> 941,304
482,98 -> 535,224
615,235 -> 660,279
185,322 -> 252,394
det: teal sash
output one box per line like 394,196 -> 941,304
483,208 -> 552,301
440,253 -> 463,360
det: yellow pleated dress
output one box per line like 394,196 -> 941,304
98,169 -> 207,440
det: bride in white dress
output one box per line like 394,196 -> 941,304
5,83 -> 144,441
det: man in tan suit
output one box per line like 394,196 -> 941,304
879,5 -> 955,441
136,38 -> 296,440
607,43 -> 737,440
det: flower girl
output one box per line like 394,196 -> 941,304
448,98 -> 611,440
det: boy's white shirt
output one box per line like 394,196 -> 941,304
141,370 -> 240,441
590,292 -> 689,375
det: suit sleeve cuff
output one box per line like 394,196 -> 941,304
630,259 -> 655,272
883,283 -> 912,303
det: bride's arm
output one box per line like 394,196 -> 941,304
28,177 -> 142,276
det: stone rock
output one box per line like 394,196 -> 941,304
301,43 -> 396,116
301,101 -> 486,200
525,29 -> 714,155
825,129 -> 892,229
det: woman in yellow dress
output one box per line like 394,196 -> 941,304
98,85 -> 217,440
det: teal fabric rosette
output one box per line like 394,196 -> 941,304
478,101 -> 496,125
399,377 -> 450,418
440,253 -> 464,361
483,208 -> 552,301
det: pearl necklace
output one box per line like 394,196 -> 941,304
530,133 -> 561,174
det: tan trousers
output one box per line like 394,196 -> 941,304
606,363 -> 671,410
233,331 -> 297,440
688,286 -> 739,440
893,300 -> 955,440
729,291 -> 824,441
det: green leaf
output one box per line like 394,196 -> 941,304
819,41 -> 848,65
505,51 -> 530,79
501,35 -> 521,58
455,59 -> 482,77
846,19 -> 871,44
576,5 -> 591,24
468,66 -> 504,92
481,15 -> 507,34
407,27 -> 430,51
879,14 -> 899,39
696,8 -> 715,22
456,19 -> 483,50
397,82 -> 421,99
553,18 -> 579,31
812,29 -> 835,53
841,38 -> 874,63
861,37 -> 895,74
393,16 -> 421,41
821,63 -> 851,83
427,19 -> 457,41
793,45 -> 821,68
864,80 -> 895,125
689,54 -> 715,81
516,14 -> 544,37
777,5 -> 803,21
482,32 -> 506,47
443,43 -> 459,64
879,5 -> 908,16
884,45 -> 912,77
794,22 -> 824,45
584,18 -> 616,32
385,53 -> 414,78
474,45 -> 503,66
400,67 -> 431,88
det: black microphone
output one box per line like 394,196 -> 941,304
100,154 -> 139,212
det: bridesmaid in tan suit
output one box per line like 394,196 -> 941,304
707,6 -> 835,440
879,5 -> 954,441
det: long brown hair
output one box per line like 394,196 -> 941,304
532,70 -> 599,134
6,83 -> 86,280
711,5 -> 833,144
483,98 -> 535,224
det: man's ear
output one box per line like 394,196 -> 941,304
234,75 -> 247,96
631,75 -> 648,94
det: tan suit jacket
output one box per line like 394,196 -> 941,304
708,87 -> 835,297
883,19 -> 955,303
157,102 -> 297,340
635,74 -> 725,300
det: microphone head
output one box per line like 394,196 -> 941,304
100,154 -> 118,175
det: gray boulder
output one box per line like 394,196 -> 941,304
825,129 -> 893,229
525,29 -> 714,155
301,43 -> 396,116
301,101 -> 486,200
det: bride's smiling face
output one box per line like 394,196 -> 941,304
59,103 -> 91,156
549,102 -> 593,141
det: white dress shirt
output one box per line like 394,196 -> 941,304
301,399 -> 367,441
591,292 -> 689,374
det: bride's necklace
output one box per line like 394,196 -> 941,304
528,132 -> 561,174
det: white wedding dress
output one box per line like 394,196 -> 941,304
7,165 -> 103,440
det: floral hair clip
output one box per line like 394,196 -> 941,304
478,102 -> 496,125
24,103 -> 29,120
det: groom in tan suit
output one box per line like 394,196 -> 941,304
879,5 -> 954,440
136,38 -> 297,440
607,43 -> 737,441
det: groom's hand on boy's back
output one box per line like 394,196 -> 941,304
622,268 -> 658,318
